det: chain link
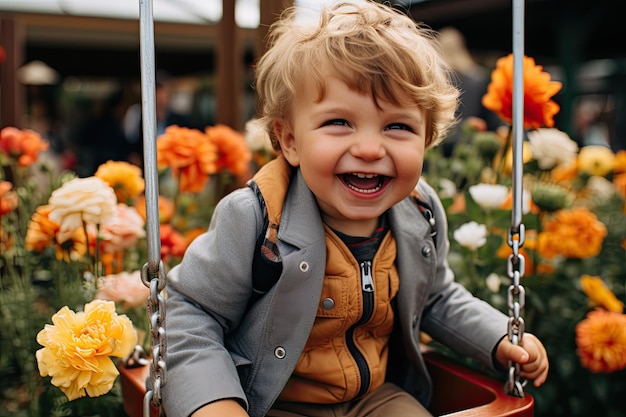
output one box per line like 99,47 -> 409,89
141,261 -> 167,413
505,224 -> 527,397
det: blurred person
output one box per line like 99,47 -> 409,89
124,70 -> 196,167
437,27 -> 502,156
71,88 -> 129,176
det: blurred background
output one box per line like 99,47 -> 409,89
0,0 -> 624,174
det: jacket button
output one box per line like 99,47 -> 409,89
274,346 -> 286,359
322,297 -> 335,310
299,261 -> 309,272
421,246 -> 431,257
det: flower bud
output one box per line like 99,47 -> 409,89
531,182 -> 574,212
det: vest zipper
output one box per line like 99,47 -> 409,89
346,260 -> 375,398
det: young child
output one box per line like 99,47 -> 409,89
161,2 -> 549,417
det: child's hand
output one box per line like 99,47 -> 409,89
495,333 -> 549,387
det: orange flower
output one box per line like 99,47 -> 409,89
495,236 -> 534,276
134,195 -> 175,224
0,126 -> 49,166
613,172 -> 626,199
580,275 -> 624,313
94,160 -> 145,204
537,208 -> 607,259
160,224 -> 187,261
550,159 -> 578,183
25,205 -> 87,261
576,309 -> 626,373
482,54 -> 562,130
183,227 -> 206,247
157,125 -> 218,193
0,181 -> 18,215
614,150 -> 626,174
205,124 -> 252,177
25,205 -> 59,252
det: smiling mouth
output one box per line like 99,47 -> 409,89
341,173 -> 389,194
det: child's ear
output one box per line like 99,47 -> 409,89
273,118 -> 300,167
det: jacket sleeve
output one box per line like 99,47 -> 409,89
417,180 -> 509,371
161,187 -> 262,417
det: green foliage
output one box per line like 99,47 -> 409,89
423,124 -> 626,417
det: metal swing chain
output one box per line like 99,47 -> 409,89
505,0 -> 527,398
139,0 -> 167,415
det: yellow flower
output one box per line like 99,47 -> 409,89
94,160 -> 145,204
35,299 -> 137,401
492,140 -> 532,175
48,177 -> 117,243
576,309 -> 626,373
580,275 -> 624,313
577,145 -> 616,177
537,208 -> 607,259
482,54 -> 562,130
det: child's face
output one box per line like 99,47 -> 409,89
275,77 -> 426,237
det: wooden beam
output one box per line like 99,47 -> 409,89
0,15 -> 24,128
215,0 -> 241,129
257,0 -> 292,58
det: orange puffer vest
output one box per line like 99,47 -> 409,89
251,156 -> 400,404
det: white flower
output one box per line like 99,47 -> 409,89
521,189 -> 532,215
437,178 -> 457,199
245,118 -> 273,153
527,128 -> 579,170
468,184 -> 509,209
584,176 -> 617,203
48,177 -> 117,243
453,221 -> 488,251
485,273 -> 502,293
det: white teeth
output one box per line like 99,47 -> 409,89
345,182 -> 382,193
352,173 -> 378,179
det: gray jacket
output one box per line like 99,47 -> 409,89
161,170 -> 509,417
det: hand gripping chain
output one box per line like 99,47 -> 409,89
505,0 -> 528,398
505,227 -> 527,397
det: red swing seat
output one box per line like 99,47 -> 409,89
119,348 -> 533,417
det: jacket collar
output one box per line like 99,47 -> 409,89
251,155 -> 432,249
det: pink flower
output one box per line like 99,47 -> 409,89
95,270 -> 150,309
90,204 -> 146,253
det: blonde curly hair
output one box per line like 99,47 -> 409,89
253,1 -> 459,151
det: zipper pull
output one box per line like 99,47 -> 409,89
360,261 -> 374,292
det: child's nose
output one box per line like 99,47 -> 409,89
350,134 -> 386,161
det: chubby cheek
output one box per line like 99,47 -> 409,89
395,148 -> 424,187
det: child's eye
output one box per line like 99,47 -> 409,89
322,119 -> 350,127
386,123 -> 413,132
